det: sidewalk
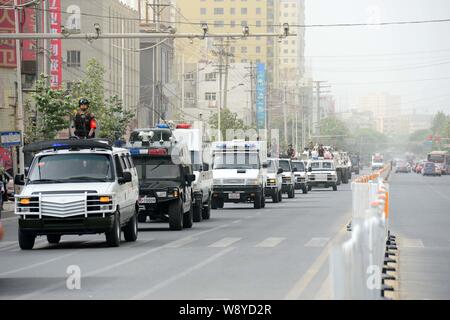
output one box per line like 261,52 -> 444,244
1,201 -> 15,219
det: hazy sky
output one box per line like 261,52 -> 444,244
305,0 -> 450,114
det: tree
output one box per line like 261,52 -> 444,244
430,111 -> 449,150
99,95 -> 135,142
209,108 -> 250,139
318,116 -> 349,149
24,74 -> 72,143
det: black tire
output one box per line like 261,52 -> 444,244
18,229 -> 35,250
333,185 -> 338,191
137,212 -> 147,223
288,186 -> 295,198
272,190 -> 279,203
123,210 -> 138,242
47,234 -> 61,244
193,201 -> 203,223
261,194 -> 266,208
254,193 -> 262,209
169,200 -> 183,230
218,199 -> 224,209
308,185 -> 312,191
278,190 -> 282,202
202,197 -> 211,220
105,212 -> 121,247
183,204 -> 194,229
302,186 -> 308,194
211,198 -> 218,210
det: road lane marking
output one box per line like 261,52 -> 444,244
131,247 -> 234,300
284,221 -> 349,300
164,237 -> 197,248
255,237 -> 286,248
232,220 -> 242,224
398,238 -> 424,248
15,223 -> 231,300
208,237 -> 241,248
315,275 -> 331,300
0,241 -> 17,249
305,237 -> 330,247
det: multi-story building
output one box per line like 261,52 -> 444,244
60,0 -> 140,123
359,93 -> 402,133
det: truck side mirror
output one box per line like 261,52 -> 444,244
262,162 -> 268,168
308,167 -> 312,172
292,168 -> 297,172
277,168 -> 283,174
186,174 -> 196,186
24,167 -> 29,176
119,171 -> 132,184
14,174 -> 25,186
203,163 -> 209,171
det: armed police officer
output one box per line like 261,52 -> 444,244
72,98 -> 97,139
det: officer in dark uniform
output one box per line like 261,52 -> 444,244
73,98 -> 97,139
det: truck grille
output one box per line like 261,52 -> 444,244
41,199 -> 85,217
223,178 -> 245,185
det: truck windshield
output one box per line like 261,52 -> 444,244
133,157 -> 181,180
310,162 -> 334,171
267,160 -> 277,173
278,160 -> 291,172
213,153 -> 259,170
28,153 -> 114,183
291,161 -> 304,171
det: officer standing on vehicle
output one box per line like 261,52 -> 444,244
73,98 -> 97,139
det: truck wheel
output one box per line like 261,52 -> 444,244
202,197 -> 211,220
211,198 -> 218,210
47,234 -> 61,244
19,229 -> 35,250
254,193 -> 262,209
218,199 -> 224,209
123,209 -> 138,242
193,202 -> 203,223
138,212 -> 147,223
272,190 -> 279,203
169,200 -> 183,230
288,186 -> 295,198
302,186 -> 308,194
333,185 -> 338,191
105,212 -> 121,247
183,204 -> 194,229
261,194 -> 266,208
308,185 -> 312,191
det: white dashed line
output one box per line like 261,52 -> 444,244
208,237 -> 241,248
255,237 -> 286,248
305,237 -> 330,247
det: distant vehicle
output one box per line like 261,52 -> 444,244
264,158 -> 283,203
292,160 -> 309,194
414,161 -> 425,174
395,160 -> 411,173
307,159 -> 338,191
350,154 -> 361,174
371,153 -> 384,171
15,139 -> 139,249
278,158 -> 295,198
422,162 -> 441,176
427,151 -> 450,175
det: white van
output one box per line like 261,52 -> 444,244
14,139 -> 139,249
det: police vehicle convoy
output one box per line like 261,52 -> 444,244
126,125 -> 196,230
172,123 -> 212,222
278,158 -> 295,198
14,139 -> 139,249
292,159 -> 309,194
211,140 -> 267,209
307,158 -> 338,191
264,158 -> 283,203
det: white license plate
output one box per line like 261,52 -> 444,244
228,193 -> 241,199
140,197 -> 156,204
316,174 -> 327,180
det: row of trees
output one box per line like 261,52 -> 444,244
24,59 -> 134,144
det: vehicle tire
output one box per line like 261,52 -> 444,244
218,199 -> 224,209
356,170 -> 360,175
202,197 -> 211,220
19,229 -> 35,250
105,212 -> 121,247
183,204 -> 193,229
47,234 -> 61,244
288,186 -> 295,198
261,194 -> 266,208
211,198 -> 218,210
137,212 -> 147,223
254,193 -> 262,209
308,185 -> 312,191
168,200 -> 183,230
342,172 -> 349,184
123,209 -> 138,242
193,201 -> 203,223
272,190 -> 279,203
278,190 -> 283,202
302,186 -> 308,194
333,185 -> 338,191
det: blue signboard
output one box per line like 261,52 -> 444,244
0,131 -> 22,147
256,63 -> 266,130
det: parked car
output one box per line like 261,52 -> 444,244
422,162 -> 441,176
395,161 -> 411,173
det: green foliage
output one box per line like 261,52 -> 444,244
24,74 -> 72,143
318,116 -> 349,149
209,108 -> 250,139
99,95 -> 135,141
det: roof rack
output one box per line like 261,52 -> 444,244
23,139 -> 113,153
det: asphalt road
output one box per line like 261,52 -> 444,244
389,170 -> 450,299
0,182 -> 353,300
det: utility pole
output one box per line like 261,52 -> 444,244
121,20 -> 125,106
14,0 -> 25,174
222,38 -> 232,110
313,81 -> 331,138
181,53 -> 185,112
283,85 -> 288,147
245,62 -> 256,126
43,0 -> 48,77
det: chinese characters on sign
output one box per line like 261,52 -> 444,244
256,63 -> 266,131
49,0 -> 62,88
0,8 -> 16,67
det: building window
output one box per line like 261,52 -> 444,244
255,20 -> 261,27
184,72 -> 194,81
67,50 -> 80,67
241,46 -> 248,53
214,8 -> 224,15
230,7 -> 235,15
205,72 -> 217,81
241,20 -> 247,27
230,46 -> 235,53
241,8 -> 247,15
185,92 -> 194,100
205,92 -> 217,101
214,20 -> 224,27
200,8 -> 206,15
256,46 -> 261,53
256,7 -> 261,14
241,59 -> 247,63
230,20 -> 236,28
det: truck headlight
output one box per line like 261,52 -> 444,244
156,191 -> 167,197
267,178 -> 276,184
246,179 -> 259,185
19,198 -> 30,205
169,188 -> 179,198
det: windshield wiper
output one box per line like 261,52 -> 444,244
29,179 -> 66,184
151,161 -> 166,172
65,176 -> 108,182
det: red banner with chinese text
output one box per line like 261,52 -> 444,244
49,0 -> 62,89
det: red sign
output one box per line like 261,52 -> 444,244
49,0 -> 62,89
0,6 -> 16,67
22,5 -> 36,62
